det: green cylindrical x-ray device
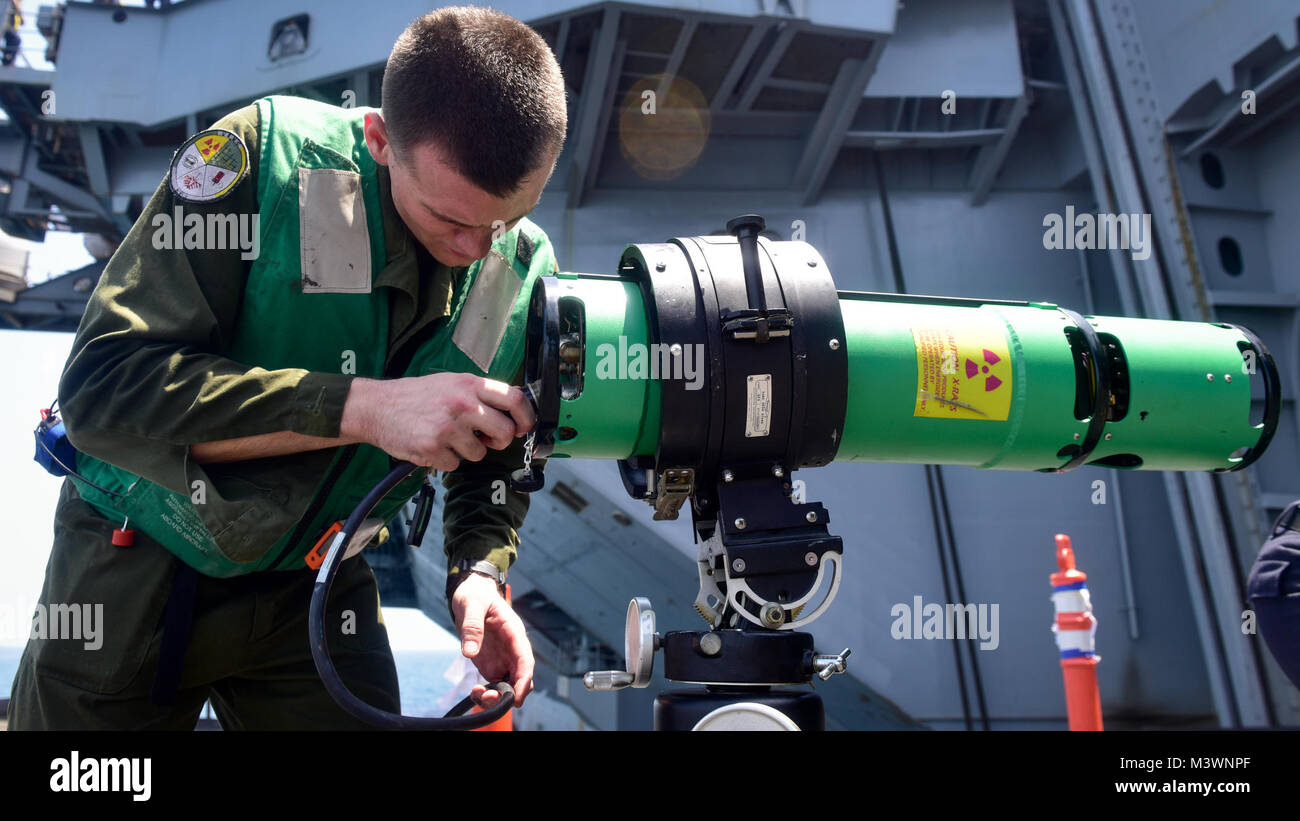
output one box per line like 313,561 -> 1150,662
519,216 -> 1278,518
513,215 -> 1281,711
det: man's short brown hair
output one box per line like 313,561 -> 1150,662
381,6 -> 567,197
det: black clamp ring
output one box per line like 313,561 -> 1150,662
1055,308 -> 1111,473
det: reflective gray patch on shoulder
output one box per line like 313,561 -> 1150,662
452,249 -> 522,372
299,167 -> 371,293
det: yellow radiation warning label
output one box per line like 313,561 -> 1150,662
912,310 -> 1012,421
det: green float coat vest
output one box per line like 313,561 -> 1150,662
71,95 -> 556,577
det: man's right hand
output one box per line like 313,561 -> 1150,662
343,373 -> 535,471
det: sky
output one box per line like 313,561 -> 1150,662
0,232 -> 457,655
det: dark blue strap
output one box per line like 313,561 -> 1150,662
150,562 -> 199,706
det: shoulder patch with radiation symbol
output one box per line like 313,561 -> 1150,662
169,129 -> 250,204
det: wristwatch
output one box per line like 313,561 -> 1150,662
447,558 -> 508,604
445,558 -> 509,626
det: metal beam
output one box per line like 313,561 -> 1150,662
77,124 -> 109,196
5,177 -> 28,216
1207,289 -> 1300,308
551,16 -> 576,100
566,8 -> 621,210
1047,0 -> 1141,313
735,23 -> 800,112
796,52 -> 881,205
968,93 -> 1028,205
1061,0 -> 1277,728
582,39 -> 627,205
1052,0 -> 1250,726
890,97 -> 906,132
710,110 -> 815,136
121,126 -> 143,150
0,65 -> 53,87
0,135 -> 25,175
23,150 -> 108,219
656,18 -> 697,99
1222,92 -> 1300,149
766,77 -> 831,93
553,15 -> 570,64
843,128 -> 1003,149
1093,0 -> 1291,592
1179,51 -> 1300,158
350,70 -> 370,108
1056,0 -> 1170,317
711,21 -> 773,111
1261,491 -> 1300,511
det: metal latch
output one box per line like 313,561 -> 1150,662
652,468 -> 694,521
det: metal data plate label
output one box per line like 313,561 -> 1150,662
745,374 -> 772,438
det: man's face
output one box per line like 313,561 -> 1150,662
364,112 -> 555,267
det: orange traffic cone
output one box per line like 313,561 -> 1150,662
1050,534 -> 1103,731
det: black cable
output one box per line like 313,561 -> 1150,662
34,399 -> 126,498
873,151 -> 906,294
308,459 -> 515,730
874,149 -> 983,730
924,464 -> 972,731
33,432 -> 126,497
933,466 -> 991,730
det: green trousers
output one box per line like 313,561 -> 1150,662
7,479 -> 400,730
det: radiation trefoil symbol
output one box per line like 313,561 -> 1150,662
965,348 -> 1004,392
911,317 -> 1013,422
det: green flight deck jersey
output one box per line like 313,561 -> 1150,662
60,94 -> 556,582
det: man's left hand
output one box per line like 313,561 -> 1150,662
451,571 -> 534,709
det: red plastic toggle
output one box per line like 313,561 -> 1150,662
112,528 -> 135,547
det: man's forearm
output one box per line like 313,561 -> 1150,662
190,377 -> 381,464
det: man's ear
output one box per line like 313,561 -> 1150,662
364,111 -> 393,167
